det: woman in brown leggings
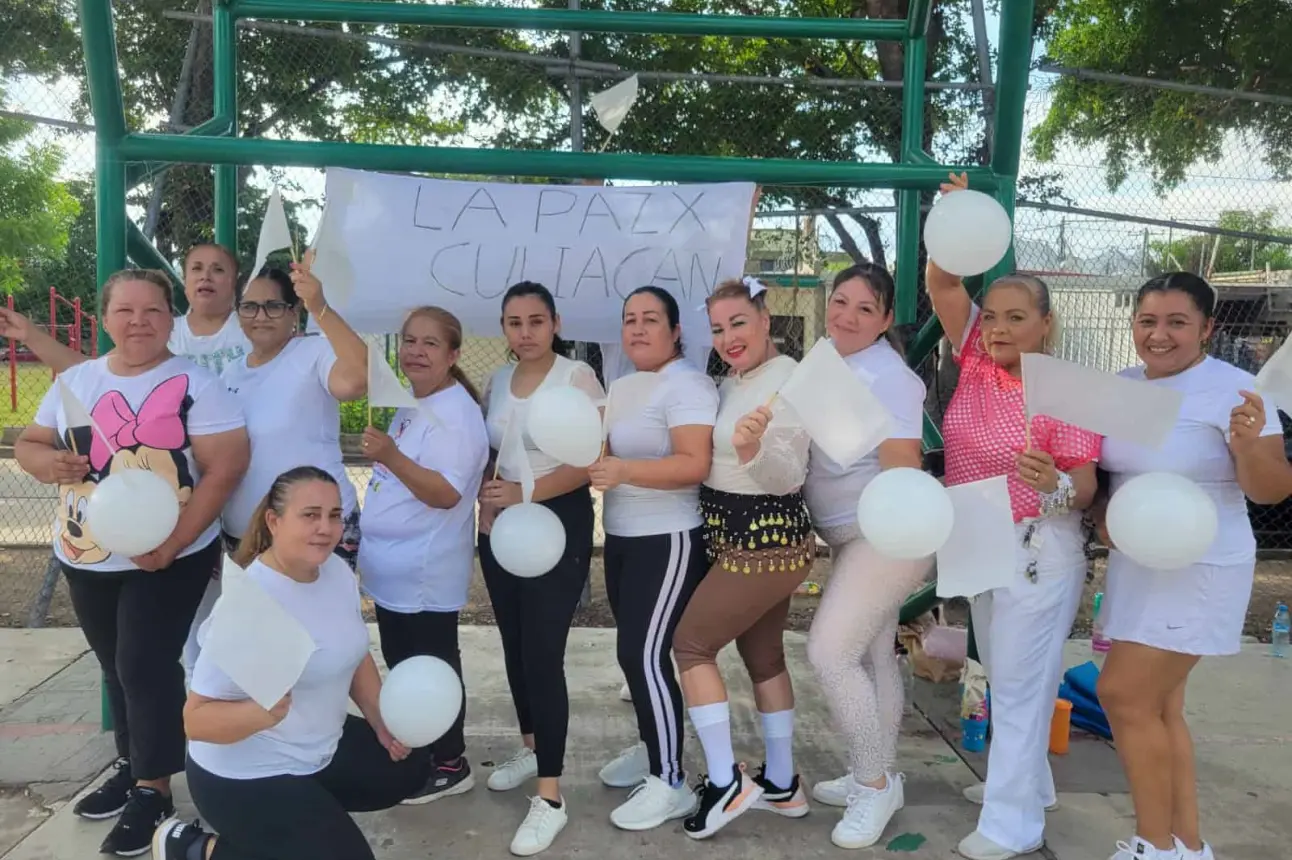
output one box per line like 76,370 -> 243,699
673,278 -> 814,840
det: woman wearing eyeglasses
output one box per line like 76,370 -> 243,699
219,257 -> 368,562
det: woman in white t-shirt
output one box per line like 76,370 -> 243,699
586,286 -> 717,832
358,306 -> 489,805
0,243 -> 251,375
1093,273 -> 1292,860
800,265 -> 928,850
14,269 -> 250,858
477,281 -> 606,856
151,466 -> 431,860
671,277 -> 815,840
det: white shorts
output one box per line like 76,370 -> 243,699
1102,552 -> 1254,656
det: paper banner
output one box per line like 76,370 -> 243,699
777,338 -> 894,469
251,187 -> 294,279
202,562 -> 317,710
1022,352 -> 1183,449
935,476 -> 1017,599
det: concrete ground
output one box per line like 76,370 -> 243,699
1,627 -> 1288,859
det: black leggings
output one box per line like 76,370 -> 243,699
63,539 -> 220,780
478,487 -> 593,778
188,716 -> 430,860
374,605 -> 465,762
605,528 -> 708,785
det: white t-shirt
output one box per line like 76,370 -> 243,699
34,356 -> 245,571
484,355 -> 607,482
804,339 -> 927,527
604,359 -> 719,537
168,314 -> 251,376
187,555 -> 371,779
706,355 -> 811,497
1100,357 -> 1281,567
359,384 -> 490,612
219,336 -> 358,538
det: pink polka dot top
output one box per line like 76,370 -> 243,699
942,306 -> 1102,522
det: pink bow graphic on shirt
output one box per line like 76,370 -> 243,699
89,375 -> 190,470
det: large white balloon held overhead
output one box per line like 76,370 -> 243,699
923,189 -> 1013,277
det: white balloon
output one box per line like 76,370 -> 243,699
856,467 -> 955,559
490,502 -> 566,578
1106,472 -> 1218,571
923,190 -> 1013,277
85,469 -> 180,557
378,655 -> 463,748
527,386 -> 602,468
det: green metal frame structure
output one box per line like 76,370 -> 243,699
83,0 -> 1037,726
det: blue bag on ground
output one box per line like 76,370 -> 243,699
1057,660 -> 1113,741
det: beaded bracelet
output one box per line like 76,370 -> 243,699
1039,470 -> 1075,518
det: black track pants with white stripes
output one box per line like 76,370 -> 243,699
604,527 -> 708,785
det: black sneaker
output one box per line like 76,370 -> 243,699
750,764 -> 810,818
99,787 -> 175,857
74,758 -> 133,820
401,756 -> 476,805
682,763 -> 763,840
151,818 -> 211,860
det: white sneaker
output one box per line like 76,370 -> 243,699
962,782 -> 1060,812
1110,837 -> 1181,860
598,742 -> 650,788
488,748 -> 538,792
509,796 -> 568,856
610,776 -> 697,831
812,773 -> 856,808
619,682 -> 632,702
831,773 -> 905,850
957,830 -> 1044,859
1174,838 -> 1214,860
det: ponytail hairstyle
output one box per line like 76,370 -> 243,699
234,466 -> 339,567
401,305 -> 482,403
501,281 -> 571,358
831,263 -> 905,357
985,272 -> 1062,354
624,285 -> 684,357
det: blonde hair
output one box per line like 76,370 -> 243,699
704,278 -> 769,312
99,269 -> 175,317
986,273 -> 1062,354
401,306 -> 481,404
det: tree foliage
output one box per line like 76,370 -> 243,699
1032,0 -> 1292,191
0,110 -> 80,294
1146,208 -> 1292,276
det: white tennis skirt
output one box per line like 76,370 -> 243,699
1102,552 -> 1254,656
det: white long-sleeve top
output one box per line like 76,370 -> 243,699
704,355 -> 811,497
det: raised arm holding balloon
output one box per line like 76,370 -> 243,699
477,281 -> 605,857
156,467 -> 434,860
1093,273 -> 1292,860
923,173 -> 1102,860
591,286 -> 717,832
13,269 -> 250,859
669,277 -> 816,840
801,264 -> 932,850
359,306 -> 490,805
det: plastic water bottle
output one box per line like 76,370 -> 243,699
1091,592 -> 1112,654
1271,603 -> 1290,659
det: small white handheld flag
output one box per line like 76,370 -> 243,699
57,377 -> 112,454
776,339 -> 894,469
1255,339 -> 1292,412
590,74 -> 640,136
251,187 -> 294,278
366,342 -> 418,410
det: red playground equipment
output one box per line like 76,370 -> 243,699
8,287 -> 99,410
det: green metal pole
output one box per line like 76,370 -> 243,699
125,115 -> 235,189
118,133 -> 997,190
126,222 -> 184,291
234,0 -> 907,40
213,1 -> 238,253
80,0 -> 129,734
894,36 -> 928,326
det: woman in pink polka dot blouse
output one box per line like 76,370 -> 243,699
929,174 -> 1103,860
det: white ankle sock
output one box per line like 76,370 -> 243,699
759,709 -> 795,788
688,702 -> 735,787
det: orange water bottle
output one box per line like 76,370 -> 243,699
1049,698 -> 1072,755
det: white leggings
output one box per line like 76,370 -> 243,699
807,524 -> 931,783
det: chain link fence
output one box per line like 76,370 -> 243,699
2,5 -> 1290,630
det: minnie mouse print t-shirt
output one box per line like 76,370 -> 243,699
34,355 -> 245,572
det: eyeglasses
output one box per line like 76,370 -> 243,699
237,300 -> 293,320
